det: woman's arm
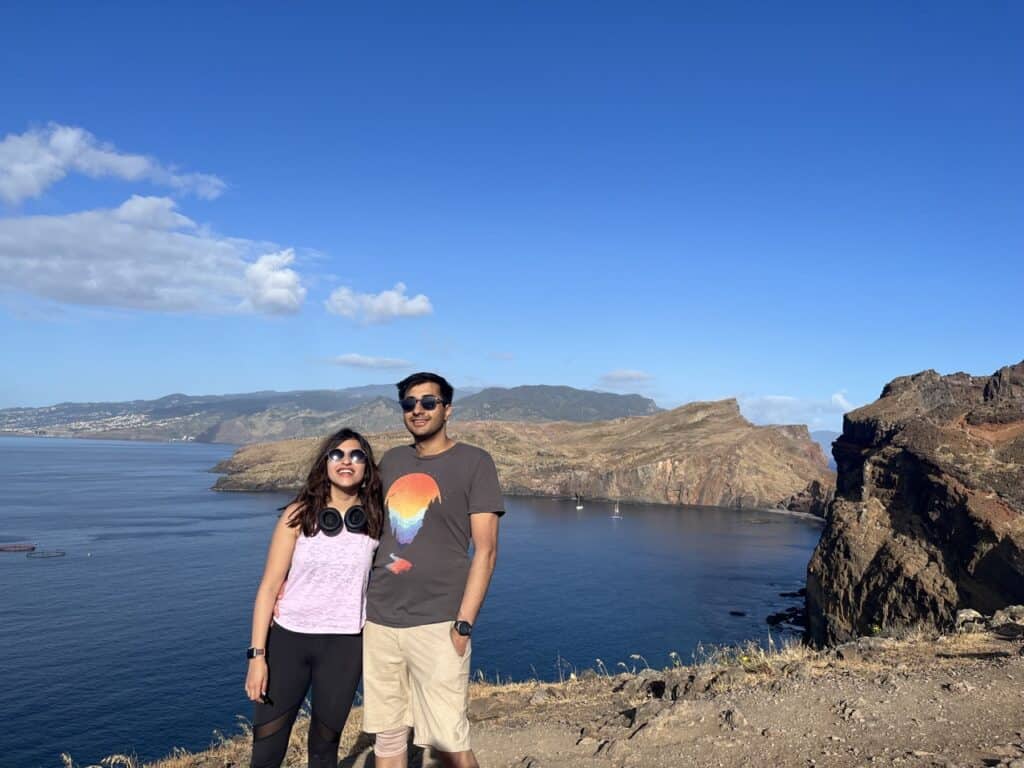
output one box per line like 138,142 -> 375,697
245,504 -> 300,701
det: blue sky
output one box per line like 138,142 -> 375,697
1,2 -> 1021,430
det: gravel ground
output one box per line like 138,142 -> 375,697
137,630 -> 1024,768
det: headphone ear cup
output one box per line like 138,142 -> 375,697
344,505 -> 368,534
318,507 -> 343,536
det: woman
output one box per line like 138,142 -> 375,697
245,428 -> 383,768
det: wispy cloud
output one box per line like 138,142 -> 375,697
325,282 -> 433,324
831,391 -> 854,411
0,123 -> 225,204
489,351 -> 515,361
739,390 -> 857,430
333,353 -> 413,370
600,369 -> 654,389
0,195 -> 305,314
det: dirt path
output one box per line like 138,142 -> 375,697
145,632 -> 1024,768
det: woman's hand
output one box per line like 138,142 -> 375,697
245,658 -> 268,702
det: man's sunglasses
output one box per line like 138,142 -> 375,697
327,448 -> 368,464
399,395 -> 448,413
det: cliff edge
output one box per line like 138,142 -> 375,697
806,360 -> 1024,646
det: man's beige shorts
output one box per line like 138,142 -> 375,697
363,620 -> 472,753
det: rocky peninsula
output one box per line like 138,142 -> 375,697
212,398 -> 834,510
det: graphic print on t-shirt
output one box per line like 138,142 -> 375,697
384,472 -> 441,574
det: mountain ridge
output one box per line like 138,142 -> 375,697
0,384 -> 661,443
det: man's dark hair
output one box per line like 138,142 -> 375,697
396,372 -> 454,404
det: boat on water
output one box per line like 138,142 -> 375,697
0,542 -> 36,553
611,501 -> 623,519
575,493 -> 584,510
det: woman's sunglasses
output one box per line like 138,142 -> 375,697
327,448 -> 368,464
399,395 -> 447,413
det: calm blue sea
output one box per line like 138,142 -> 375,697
0,436 -> 823,767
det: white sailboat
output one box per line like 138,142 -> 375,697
611,501 -> 623,519
575,493 -> 584,510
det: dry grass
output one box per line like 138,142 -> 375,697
75,632 -> 1016,768
690,632 -> 816,674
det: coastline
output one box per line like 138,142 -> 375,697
210,481 -> 829,522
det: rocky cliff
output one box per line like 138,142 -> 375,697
212,398 -> 833,510
806,360 -> 1024,646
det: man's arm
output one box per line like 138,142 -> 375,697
450,511 -> 500,655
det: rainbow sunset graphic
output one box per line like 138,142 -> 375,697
384,472 -> 441,573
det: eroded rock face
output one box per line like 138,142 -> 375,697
213,399 -> 834,510
806,361 -> 1024,646
778,479 -> 834,517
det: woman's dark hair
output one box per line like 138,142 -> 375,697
396,371 -> 454,404
282,427 -> 384,540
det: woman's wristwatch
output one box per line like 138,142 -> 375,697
247,647 -> 266,659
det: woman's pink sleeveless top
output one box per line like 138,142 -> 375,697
275,528 -> 379,634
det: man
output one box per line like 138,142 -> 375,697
363,372 -> 503,768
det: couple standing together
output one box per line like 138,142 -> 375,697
245,372 -> 503,768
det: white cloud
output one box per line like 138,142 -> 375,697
0,123 -> 225,204
333,353 -> 413,369
831,391 -> 854,411
325,282 -> 433,324
0,196 -> 305,314
488,351 -> 516,361
600,369 -> 654,389
739,391 -> 857,431
114,194 -> 196,229
243,249 -> 306,314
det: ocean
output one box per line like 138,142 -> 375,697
0,436 -> 822,767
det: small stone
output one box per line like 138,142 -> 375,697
943,681 -> 975,694
720,706 -> 748,730
782,661 -> 811,680
634,698 -> 668,723
956,608 -> 984,627
835,644 -> 861,662
683,670 -> 716,696
992,622 -> 1024,640
712,666 -> 747,688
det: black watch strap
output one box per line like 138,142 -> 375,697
453,620 -> 473,637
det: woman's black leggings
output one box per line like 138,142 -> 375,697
251,624 -> 362,768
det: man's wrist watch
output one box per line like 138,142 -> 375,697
453,620 -> 473,637
247,647 -> 265,659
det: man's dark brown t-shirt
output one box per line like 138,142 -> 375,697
366,442 -> 504,628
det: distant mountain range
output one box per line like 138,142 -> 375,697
457,385 -> 659,422
0,384 -> 662,444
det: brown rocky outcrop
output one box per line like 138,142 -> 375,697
806,360 -> 1024,646
778,479 -> 834,518
213,399 -> 834,510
